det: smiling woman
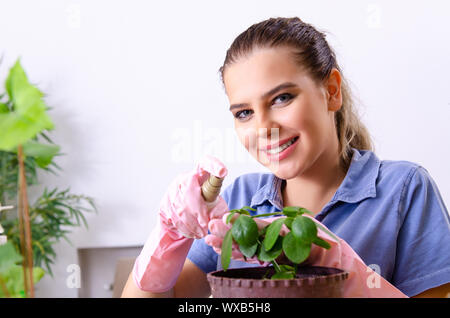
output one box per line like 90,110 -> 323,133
188,17 -> 450,297
122,16 -> 450,298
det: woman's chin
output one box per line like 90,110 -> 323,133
266,162 -> 301,180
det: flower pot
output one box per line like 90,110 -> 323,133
207,266 -> 349,298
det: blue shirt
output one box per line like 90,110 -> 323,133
187,148 -> 450,297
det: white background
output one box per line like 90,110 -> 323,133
0,0 -> 449,297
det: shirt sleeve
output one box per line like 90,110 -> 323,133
186,237 -> 218,273
392,166 -> 450,297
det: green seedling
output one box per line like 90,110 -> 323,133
221,206 -> 339,279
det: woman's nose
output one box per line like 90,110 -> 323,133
254,113 -> 280,139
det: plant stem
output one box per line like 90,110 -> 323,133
251,212 -> 283,218
0,275 -> 10,298
271,260 -> 281,273
16,161 -> 28,297
17,145 -> 34,298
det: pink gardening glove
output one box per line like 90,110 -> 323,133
132,155 -> 229,293
303,215 -> 407,298
206,213 -> 407,298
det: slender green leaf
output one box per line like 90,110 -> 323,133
299,207 -> 314,216
239,243 -> 257,259
313,237 -> 331,249
271,271 -> 295,280
221,230 -> 233,271
241,206 -> 256,212
262,218 -> 285,251
258,236 -> 283,262
315,222 -> 340,243
279,264 -> 295,272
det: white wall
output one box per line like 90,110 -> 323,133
0,0 -> 449,297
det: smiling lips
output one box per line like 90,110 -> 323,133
262,136 -> 299,154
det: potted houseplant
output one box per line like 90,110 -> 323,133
207,206 -> 349,298
0,58 -> 97,297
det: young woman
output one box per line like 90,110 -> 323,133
122,17 -> 450,298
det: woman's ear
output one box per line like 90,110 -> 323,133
326,68 -> 343,112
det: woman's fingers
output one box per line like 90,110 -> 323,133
208,197 -> 229,220
205,234 -> 223,249
208,218 -> 230,238
205,234 -> 246,261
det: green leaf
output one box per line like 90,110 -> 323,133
282,232 -> 311,264
271,271 -> 295,280
0,242 -> 23,274
21,140 -> 60,168
263,218 -> 285,251
241,206 -> 256,212
279,264 -> 295,272
258,236 -> 283,262
0,265 -> 45,297
226,211 -> 237,224
282,206 -> 301,217
33,266 -> 45,283
313,237 -> 331,249
239,243 -> 257,259
284,217 -> 294,230
221,230 -> 233,271
0,113 -> 35,150
315,222 -> 340,243
0,102 -> 9,114
299,207 -> 314,216
0,59 -> 54,151
231,215 -> 258,247
291,216 -> 317,243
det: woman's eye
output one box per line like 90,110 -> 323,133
273,93 -> 293,105
233,93 -> 293,121
234,109 -> 253,120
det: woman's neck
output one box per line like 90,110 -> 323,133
281,148 -> 347,216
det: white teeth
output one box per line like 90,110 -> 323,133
267,137 -> 297,154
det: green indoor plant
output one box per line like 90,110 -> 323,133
207,206 -> 349,298
0,58 -> 97,297
0,241 -> 44,298
221,206 -> 338,277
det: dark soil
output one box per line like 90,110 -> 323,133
211,266 -> 343,280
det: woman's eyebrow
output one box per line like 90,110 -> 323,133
229,82 -> 298,111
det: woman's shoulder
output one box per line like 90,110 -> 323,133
375,156 -> 446,217
377,157 -> 435,190
378,158 -> 421,179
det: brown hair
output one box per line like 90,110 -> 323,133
219,17 -> 374,171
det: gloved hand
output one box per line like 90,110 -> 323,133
206,213 -> 407,298
206,213 -> 288,266
132,155 -> 229,293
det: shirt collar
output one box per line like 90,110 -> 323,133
250,148 -> 381,209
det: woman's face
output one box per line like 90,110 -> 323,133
223,46 -> 342,180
